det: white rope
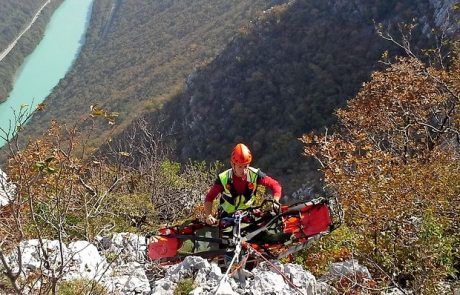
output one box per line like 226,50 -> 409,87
214,213 -> 245,294
214,242 -> 242,294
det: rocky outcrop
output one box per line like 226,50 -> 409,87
5,232 -> 381,295
17,233 -> 454,294
152,256 -> 335,295
6,233 -> 150,294
319,259 -> 371,284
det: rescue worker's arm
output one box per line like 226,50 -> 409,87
203,181 -> 223,225
204,201 -> 213,216
257,174 -> 282,202
204,201 -> 216,224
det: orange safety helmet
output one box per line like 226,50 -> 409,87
231,143 -> 252,165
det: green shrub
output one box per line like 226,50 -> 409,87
57,278 -> 107,295
295,225 -> 357,276
93,192 -> 156,234
0,270 -> 15,294
174,278 -> 195,295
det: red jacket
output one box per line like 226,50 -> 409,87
205,169 -> 282,203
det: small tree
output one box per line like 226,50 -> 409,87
0,113 -> 128,293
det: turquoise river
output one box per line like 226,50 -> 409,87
0,0 -> 93,146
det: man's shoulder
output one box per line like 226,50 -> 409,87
249,166 -> 266,178
217,169 -> 232,182
218,168 -> 232,176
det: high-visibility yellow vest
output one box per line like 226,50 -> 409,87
218,167 -> 259,214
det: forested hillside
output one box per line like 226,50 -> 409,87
5,0 -> 451,194
20,0 -> 287,149
0,0 -> 41,50
0,0 -> 64,102
128,0 -> 436,193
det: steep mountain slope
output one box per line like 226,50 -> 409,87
20,0 -> 287,146
0,0 -> 64,102
133,0 -> 438,193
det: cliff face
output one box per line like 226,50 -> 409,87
429,0 -> 460,36
328,0 -> 459,37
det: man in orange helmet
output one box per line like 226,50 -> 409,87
204,143 -> 282,225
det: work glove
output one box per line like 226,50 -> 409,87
252,208 -> 262,216
205,214 -> 217,225
148,236 -> 159,243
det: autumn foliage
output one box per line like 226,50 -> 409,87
0,117 -> 219,246
302,55 -> 460,293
